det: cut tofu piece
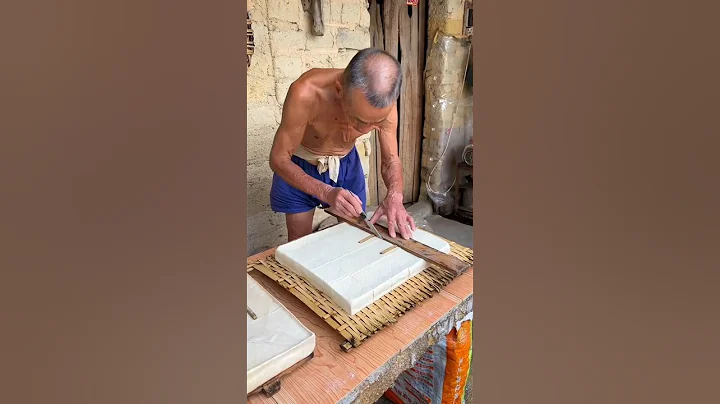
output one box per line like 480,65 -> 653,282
275,222 -> 451,315
247,274 -> 316,394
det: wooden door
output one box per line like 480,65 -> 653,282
367,0 -> 427,206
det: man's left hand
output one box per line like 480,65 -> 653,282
370,192 -> 417,239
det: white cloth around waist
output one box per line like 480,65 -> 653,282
292,144 -> 349,183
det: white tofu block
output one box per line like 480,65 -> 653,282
247,275 -> 316,394
367,211 -> 451,255
275,223 -> 451,315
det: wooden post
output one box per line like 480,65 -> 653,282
369,0 -> 385,49
398,2 -> 425,202
369,0 -> 387,204
367,130 -> 379,206
377,1 -> 401,204
368,0 -> 426,204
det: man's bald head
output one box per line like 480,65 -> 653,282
342,48 -> 402,109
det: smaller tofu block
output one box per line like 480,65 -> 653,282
275,223 -> 451,315
247,274 -> 316,394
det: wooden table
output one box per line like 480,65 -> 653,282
247,248 -> 474,404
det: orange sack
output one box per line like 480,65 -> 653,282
385,312 -> 473,404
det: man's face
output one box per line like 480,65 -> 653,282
342,87 -> 393,134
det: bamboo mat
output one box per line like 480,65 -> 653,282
247,241 -> 473,352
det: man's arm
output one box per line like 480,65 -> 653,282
268,82 -> 331,200
370,103 -> 416,238
377,103 -> 404,198
268,82 -> 363,217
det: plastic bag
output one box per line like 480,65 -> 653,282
384,313 -> 473,404
421,34 -> 472,214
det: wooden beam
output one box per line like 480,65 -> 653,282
325,209 -> 470,277
418,0 -> 427,103
398,3 -> 425,202
369,0 -> 384,49
371,0 -> 427,204
415,0 -> 427,199
367,131 -> 378,206
374,130 -> 388,203
377,0 -> 401,203
382,0 -> 400,59
369,1 -> 386,204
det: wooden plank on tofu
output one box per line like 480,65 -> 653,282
324,210 -> 470,277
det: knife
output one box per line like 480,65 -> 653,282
247,305 -> 258,320
360,211 -> 384,240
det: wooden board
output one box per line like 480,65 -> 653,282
367,131 -> 378,207
381,0 -> 399,205
369,2 -> 386,205
398,1 -> 425,202
374,132 -> 388,204
325,209 -> 470,276
377,0 -> 401,204
246,249 -> 474,404
381,1 -> 400,63
418,0 -> 427,60
369,0 -> 427,205
369,0 -> 384,49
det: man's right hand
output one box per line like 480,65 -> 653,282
323,187 -> 363,218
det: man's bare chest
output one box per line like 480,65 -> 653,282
302,118 -> 364,152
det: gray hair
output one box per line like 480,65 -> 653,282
342,48 -> 402,108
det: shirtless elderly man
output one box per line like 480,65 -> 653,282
269,48 -> 416,241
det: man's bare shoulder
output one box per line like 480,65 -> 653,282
289,68 -> 342,99
285,79 -> 314,105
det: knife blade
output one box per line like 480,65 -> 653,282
360,211 -> 384,240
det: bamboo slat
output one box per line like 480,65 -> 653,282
248,241 -> 473,351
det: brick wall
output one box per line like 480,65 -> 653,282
247,0 -> 371,255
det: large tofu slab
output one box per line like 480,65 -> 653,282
247,274 -> 316,394
274,223 -> 450,315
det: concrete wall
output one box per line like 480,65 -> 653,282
247,0 -> 371,255
428,0 -> 466,43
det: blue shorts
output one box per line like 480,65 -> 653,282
270,147 -> 367,214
